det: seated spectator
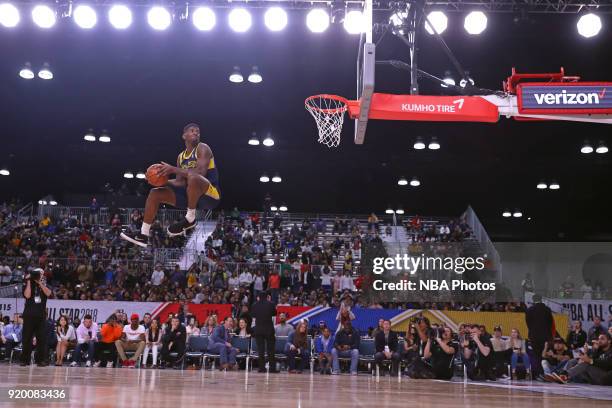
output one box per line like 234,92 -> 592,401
115,313 -> 146,368
209,317 -> 239,370
331,321 -> 360,375
462,324 -> 495,381
235,318 -> 251,338
508,328 -> 530,379
96,315 -> 122,368
143,319 -> 162,368
335,300 -> 355,333
542,338 -> 571,380
567,333 -> 612,385
423,327 -> 458,380
566,321 -> 587,353
161,316 -> 186,369
186,317 -> 200,338
71,314 -> 98,367
286,321 -> 310,373
402,324 -> 420,364
374,319 -> 400,376
588,316 -> 607,343
315,326 -> 334,375
201,315 -> 217,336
55,315 -> 76,366
1,314 -> 22,358
275,313 -> 295,337
490,326 -> 510,378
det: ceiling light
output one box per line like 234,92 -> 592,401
49,200 -> 58,206
389,11 -> 407,34
272,175 -> 282,183
395,209 -> 405,215
37,62 -> 53,80
549,181 -> 560,190
413,137 -> 425,150
409,177 -> 420,187
424,11 -> 447,35
136,172 -> 146,179
192,6 -> 215,31
580,141 -> 593,154
0,3 -> 20,28
428,137 -> 440,150
279,205 -> 288,212
536,181 -> 548,189
38,200 -> 47,205
441,71 -> 455,88
270,205 -> 278,211
397,177 -> 408,186
229,66 -> 243,83
306,9 -> 329,33
464,11 -> 487,35
32,5 -> 56,28
0,168 -> 9,176
98,131 -> 111,143
73,5 -> 97,29
248,133 -> 260,146
502,210 -> 511,218
19,62 -> 34,79
228,8 -> 252,33
248,66 -> 262,84
577,13 -> 602,38
123,171 -> 134,179
512,210 -> 523,218
460,73 -> 475,88
595,141 -> 608,154
259,175 -> 270,183
147,6 -> 171,30
262,136 -> 274,147
108,5 -> 132,29
264,7 -> 287,31
344,10 -> 364,34
84,129 -> 96,142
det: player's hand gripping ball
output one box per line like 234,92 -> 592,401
146,164 -> 169,187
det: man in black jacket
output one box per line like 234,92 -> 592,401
331,321 -> 360,375
161,316 -> 186,369
566,321 -> 587,352
568,333 -> 612,385
374,319 -> 400,376
525,294 -> 553,377
251,291 -> 278,373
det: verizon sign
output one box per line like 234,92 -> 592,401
518,83 -> 612,114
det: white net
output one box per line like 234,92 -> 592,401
305,95 -> 348,148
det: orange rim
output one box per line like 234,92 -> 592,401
305,94 -> 350,114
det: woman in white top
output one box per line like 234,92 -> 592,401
55,315 -> 76,366
143,319 -> 163,368
509,328 -> 531,378
186,317 -> 200,338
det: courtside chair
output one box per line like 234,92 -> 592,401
231,335 -> 251,369
358,338 -> 376,374
185,335 -> 208,369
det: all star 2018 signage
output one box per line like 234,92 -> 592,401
518,82 -> 612,114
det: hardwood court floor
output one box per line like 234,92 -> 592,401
1,366 -> 611,408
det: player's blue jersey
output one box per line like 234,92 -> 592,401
179,143 -> 220,190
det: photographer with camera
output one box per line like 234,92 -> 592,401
462,325 -> 496,381
20,268 -> 52,366
423,327 -> 458,380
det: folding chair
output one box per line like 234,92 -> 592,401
185,335 -> 208,369
231,336 -> 251,369
358,338 -> 376,374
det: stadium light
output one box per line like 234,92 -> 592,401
389,11 -> 407,35
259,174 -> 270,183
32,5 -> 56,28
228,8 -> 251,33
19,62 -> 34,79
248,66 -> 263,83
460,74 -> 475,88
577,13 -> 602,38
549,181 -> 560,190
270,205 -> 278,211
98,131 -> 111,143
306,9 -> 329,33
38,62 -> 53,80
413,137 -> 425,150
123,171 -> 134,179
441,71 -> 455,88
395,209 -> 405,215
343,10 -> 364,34
424,11 -> 447,35
264,7 -> 287,32
136,172 -> 146,179
580,141 -> 593,154
84,129 -> 96,142
49,199 -> 58,206
147,6 -> 171,30
502,210 -> 511,218
193,6 -> 215,31
596,141 -> 608,154
38,200 -> 47,205
0,168 -> 9,176
464,11 -> 487,35
385,208 -> 394,215
409,177 -> 420,187
73,5 -> 97,29
428,137 -> 440,150
397,177 -> 408,186
248,133 -> 260,146
279,204 -> 288,212
108,5 -> 132,29
262,135 -> 274,147
0,3 -> 20,28
272,174 -> 282,183
536,181 -> 548,189
512,210 -> 523,218
229,66 -> 243,83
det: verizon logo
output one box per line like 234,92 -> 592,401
533,89 -> 605,105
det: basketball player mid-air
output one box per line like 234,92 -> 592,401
120,123 -> 220,248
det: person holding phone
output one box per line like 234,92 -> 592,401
71,314 -> 98,367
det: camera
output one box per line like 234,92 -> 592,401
29,269 -> 41,281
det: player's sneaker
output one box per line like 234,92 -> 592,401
167,218 -> 196,237
120,232 -> 149,248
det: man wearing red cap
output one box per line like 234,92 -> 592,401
115,313 -> 146,368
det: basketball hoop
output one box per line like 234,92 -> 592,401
305,94 -> 349,148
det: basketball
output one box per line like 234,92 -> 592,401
146,164 -> 168,187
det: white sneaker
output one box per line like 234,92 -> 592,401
70,362 -> 78,367
106,362 -> 114,368
93,361 -> 101,367
85,361 -> 92,367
